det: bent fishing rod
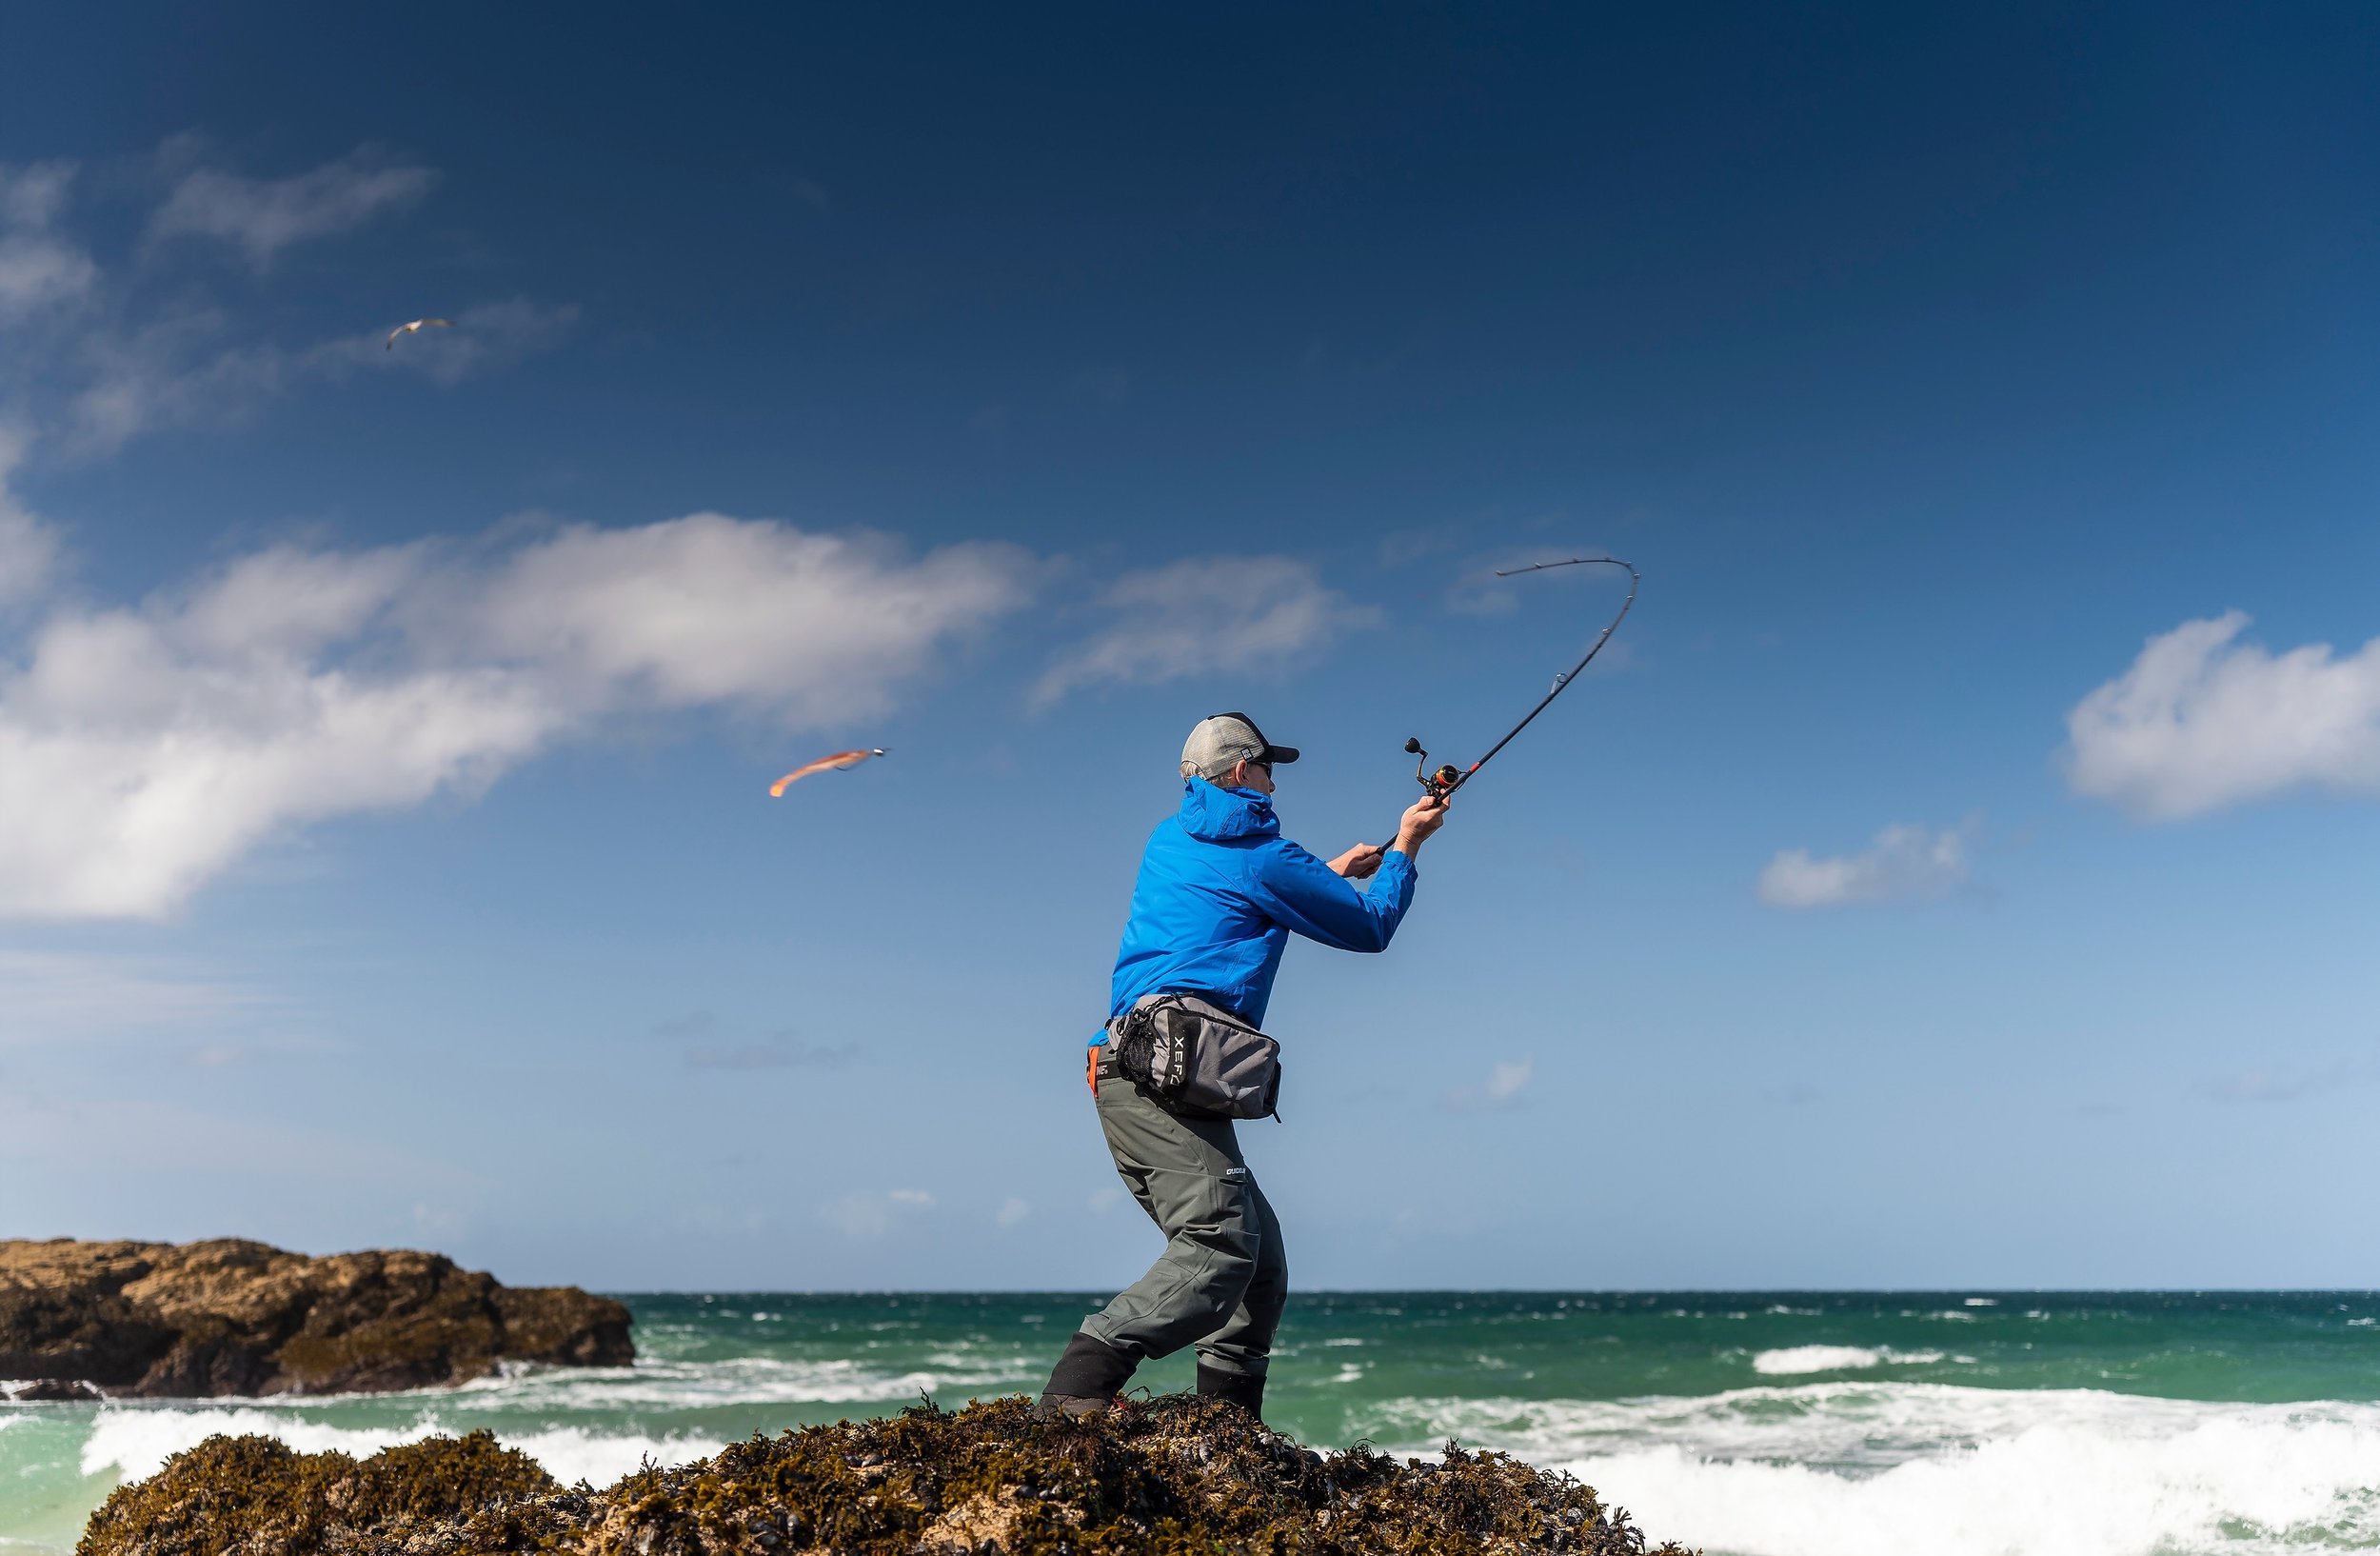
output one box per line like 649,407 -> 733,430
1379,556 -> 1638,847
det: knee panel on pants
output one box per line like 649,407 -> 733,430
1169,1171 -> 1263,1299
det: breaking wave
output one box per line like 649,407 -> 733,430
1371,1383 -> 2380,1556
1749,1346 -> 1942,1375
79,1406 -> 720,1490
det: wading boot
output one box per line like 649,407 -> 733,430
1033,1330 -> 1137,1421
1195,1363 -> 1265,1421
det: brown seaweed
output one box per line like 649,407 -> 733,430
78,1395 -> 1696,1556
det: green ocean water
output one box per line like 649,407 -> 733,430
6,1290 -> 2377,1555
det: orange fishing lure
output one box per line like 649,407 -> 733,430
768,748 -> 887,796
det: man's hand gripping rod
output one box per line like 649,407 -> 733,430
1379,557 -> 1639,850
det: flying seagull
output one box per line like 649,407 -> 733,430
385,318 -> 454,349
769,748 -> 888,797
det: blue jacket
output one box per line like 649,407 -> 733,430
1103,779 -> 1419,1034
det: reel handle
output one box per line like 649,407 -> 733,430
1406,736 -> 1459,798
1374,736 -> 1457,854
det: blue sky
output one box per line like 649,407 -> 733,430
0,4 -> 2374,1290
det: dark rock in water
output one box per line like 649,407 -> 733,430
8,1377 -> 104,1401
0,1237 -> 631,1398
75,1395 -> 1696,1555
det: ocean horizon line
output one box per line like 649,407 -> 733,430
586,1285 -> 2380,1298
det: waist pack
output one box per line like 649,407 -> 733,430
1110,992 -> 1282,1121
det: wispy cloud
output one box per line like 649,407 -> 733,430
2065,611 -> 2380,820
0,161 -> 98,321
0,142 -> 568,461
0,948 -> 285,1044
0,426 -> 62,606
1444,1054 -> 1533,1112
1757,820 -> 1974,909
0,1088 -> 473,1187
0,514 -> 1032,919
2196,1058 -> 2373,1104
685,1039 -> 860,1071
60,295 -> 580,455
824,1187 -> 936,1239
1034,554 -> 1378,707
149,143 -> 438,268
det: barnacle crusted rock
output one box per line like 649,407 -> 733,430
0,1237 -> 632,1397
76,1395 -> 1696,1556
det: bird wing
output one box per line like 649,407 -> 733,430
385,320 -> 452,349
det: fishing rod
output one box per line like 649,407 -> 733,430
1381,556 -> 1638,846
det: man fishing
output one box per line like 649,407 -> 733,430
1035,711 -> 1450,1422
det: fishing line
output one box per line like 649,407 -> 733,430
1385,557 -> 1638,840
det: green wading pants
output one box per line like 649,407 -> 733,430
1078,1046 -> 1287,1379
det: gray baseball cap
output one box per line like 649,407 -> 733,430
1180,711 -> 1300,780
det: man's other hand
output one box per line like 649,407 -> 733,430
1327,844 -> 1386,879
1395,793 -> 1450,856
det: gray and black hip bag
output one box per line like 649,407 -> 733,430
1109,992 -> 1282,1120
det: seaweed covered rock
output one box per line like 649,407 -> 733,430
0,1237 -> 632,1397
78,1396 -> 1696,1556
75,1430 -> 571,1556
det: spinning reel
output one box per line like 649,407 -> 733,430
1402,736 -> 1465,802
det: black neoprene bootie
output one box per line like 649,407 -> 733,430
1033,1330 -> 1138,1421
1196,1362 -> 1266,1419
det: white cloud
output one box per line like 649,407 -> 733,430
454,516 -> 1027,723
0,161 -> 97,321
0,516 -> 1032,919
1757,821 -> 1973,909
2065,611 -> 2380,820
996,1196 -> 1032,1228
1444,1054 -> 1533,1112
149,145 -> 438,267
1033,554 -> 1378,707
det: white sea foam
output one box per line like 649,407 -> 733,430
56,1352 -> 1031,1507
80,1408 -> 430,1480
447,1355 -> 1034,1410
1369,1383 -> 2380,1556
500,1426 -> 724,1488
1750,1346 -> 1942,1375
79,1407 -> 718,1489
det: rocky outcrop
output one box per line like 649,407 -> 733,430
0,1237 -> 632,1398
75,1396 -> 1695,1556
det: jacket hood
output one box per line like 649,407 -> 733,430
1176,778 -> 1280,843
